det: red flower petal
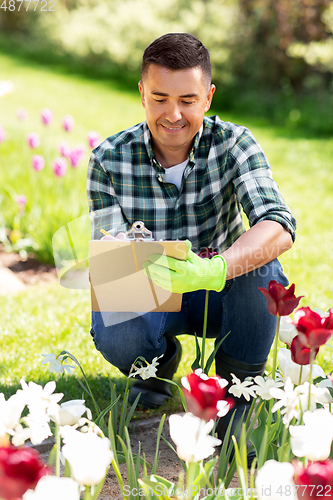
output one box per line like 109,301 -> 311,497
259,287 -> 278,315
308,329 -> 333,347
291,336 -> 319,365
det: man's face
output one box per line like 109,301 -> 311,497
138,64 -> 215,163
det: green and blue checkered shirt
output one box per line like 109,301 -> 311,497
87,115 -> 296,252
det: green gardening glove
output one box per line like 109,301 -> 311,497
143,240 -> 228,294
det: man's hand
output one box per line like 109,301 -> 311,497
143,241 -> 228,294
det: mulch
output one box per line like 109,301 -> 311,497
0,244 -> 58,286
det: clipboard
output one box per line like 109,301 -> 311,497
89,222 -> 188,312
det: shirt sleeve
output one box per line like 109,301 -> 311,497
87,153 -> 128,240
230,129 -> 297,241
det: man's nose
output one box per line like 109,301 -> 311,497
164,103 -> 182,123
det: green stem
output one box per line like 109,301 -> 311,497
278,423 -> 289,462
202,290 -> 209,373
298,365 -> 303,386
308,349 -> 315,410
84,486 -> 92,500
271,316 -> 281,380
55,423 -> 60,477
186,462 -> 199,500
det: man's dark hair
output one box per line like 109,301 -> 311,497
141,33 -> 211,83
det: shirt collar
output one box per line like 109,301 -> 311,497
143,122 -> 203,164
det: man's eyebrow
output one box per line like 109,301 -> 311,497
151,91 -> 199,98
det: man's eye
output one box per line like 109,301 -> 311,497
155,99 -> 165,103
183,101 -> 194,105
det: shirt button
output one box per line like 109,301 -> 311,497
157,175 -> 162,182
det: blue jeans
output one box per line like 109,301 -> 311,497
90,259 -> 288,373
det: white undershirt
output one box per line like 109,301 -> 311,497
163,159 -> 188,190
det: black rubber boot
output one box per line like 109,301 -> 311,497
215,350 -> 266,467
128,337 -> 182,409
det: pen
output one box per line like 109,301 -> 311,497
100,229 -> 110,236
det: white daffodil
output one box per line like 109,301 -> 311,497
251,376 -> 283,401
0,392 -> 26,431
61,427 -> 113,486
18,379 -> 63,416
128,355 -> 163,380
169,413 -> 221,463
11,416 -> 53,446
279,316 -> 298,345
41,353 -> 75,374
294,382 -> 329,408
22,476 -> 80,500
289,409 -> 333,461
270,377 -> 310,424
277,347 -> 326,385
228,373 -> 256,401
255,460 -> 297,500
50,400 -> 92,426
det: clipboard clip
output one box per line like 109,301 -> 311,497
125,221 -> 154,241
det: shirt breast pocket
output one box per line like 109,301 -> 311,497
193,191 -> 223,224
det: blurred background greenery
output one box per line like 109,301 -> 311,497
0,0 -> 332,409
1,0 -> 333,131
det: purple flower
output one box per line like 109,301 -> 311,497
32,155 -> 45,171
27,132 -> 40,149
87,131 -> 101,149
61,115 -> 74,132
53,158 -> 68,177
16,195 -> 27,208
68,145 -> 86,167
0,126 -> 5,143
40,108 -> 53,125
17,107 -> 28,121
58,141 -> 71,157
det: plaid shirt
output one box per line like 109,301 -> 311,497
87,115 -> 296,252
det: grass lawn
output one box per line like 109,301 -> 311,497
0,52 -> 332,417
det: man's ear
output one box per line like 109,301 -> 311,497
205,84 -> 216,112
138,81 -> 145,108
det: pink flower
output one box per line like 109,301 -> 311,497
58,141 -> 71,157
32,155 -> 45,171
27,132 -> 40,149
0,126 -> 5,143
181,369 -> 234,421
53,158 -> 68,177
61,115 -> 74,132
40,107 -> 53,125
0,445 -> 48,500
17,107 -> 28,121
68,145 -> 86,167
87,130 -> 101,149
16,195 -> 27,209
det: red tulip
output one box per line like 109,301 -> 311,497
198,247 -> 218,259
0,445 -> 48,500
290,335 -> 318,365
290,308 -> 333,365
293,459 -> 333,499
181,370 -> 234,421
259,281 -> 303,316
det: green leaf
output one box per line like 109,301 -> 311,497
191,332 -> 201,370
94,394 -> 121,427
152,414 -> 166,475
204,331 -> 230,375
